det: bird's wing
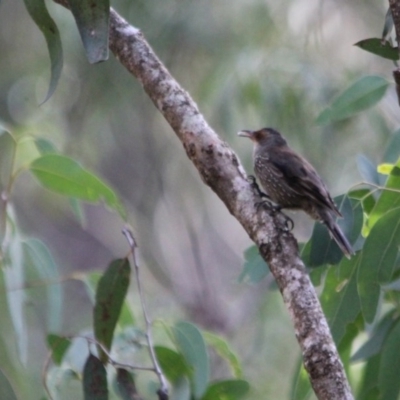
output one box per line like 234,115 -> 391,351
269,150 -> 342,216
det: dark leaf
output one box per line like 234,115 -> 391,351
354,38 -> 398,61
83,354 -> 108,400
116,368 -> 141,400
94,259 -> 131,363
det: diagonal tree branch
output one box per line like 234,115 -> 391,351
389,0 -> 400,105
54,2 -> 354,399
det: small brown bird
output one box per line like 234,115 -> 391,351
238,127 -> 354,258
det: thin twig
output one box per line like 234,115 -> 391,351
122,227 -> 169,398
42,334 -> 156,400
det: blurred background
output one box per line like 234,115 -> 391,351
0,0 -> 397,398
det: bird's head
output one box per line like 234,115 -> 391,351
238,127 -> 287,147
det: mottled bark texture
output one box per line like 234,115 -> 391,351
389,0 -> 400,105
389,0 -> 400,50
53,2 -> 354,399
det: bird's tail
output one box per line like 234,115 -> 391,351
325,219 -> 355,259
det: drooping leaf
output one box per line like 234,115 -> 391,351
0,130 -> 15,243
201,380 -> 249,400
378,318 -> 400,400
202,331 -> 242,378
83,354 -> 108,400
358,208 -> 400,323
0,267 -> 24,399
22,0 -> 63,102
338,322 -> 360,380
29,154 -> 126,219
0,369 -> 18,400
173,321 -> 209,399
352,309 -> 396,361
83,271 -> 134,327
3,225 -> 27,364
68,0 -> 110,64
23,238 -> 62,331
94,259 -> 131,363
238,245 -> 269,283
0,130 -> 15,187
171,377 -> 191,400
316,76 -> 389,125
115,368 -> 139,400
321,255 -> 361,344
357,354 -> 381,400
47,334 -> 72,366
354,38 -> 398,61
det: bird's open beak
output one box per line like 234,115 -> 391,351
237,130 -> 254,139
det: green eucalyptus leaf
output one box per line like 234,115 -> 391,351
22,0 -> 63,102
321,254 -> 361,344
173,321 -> 209,399
316,76 -> 389,125
47,334 -> 71,366
378,318 -> 400,399
358,208 -> 400,323
203,331 -> 242,378
354,38 -> 398,61
29,154 -> 126,219
201,379 -> 249,400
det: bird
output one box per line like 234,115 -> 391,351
238,127 -> 354,258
